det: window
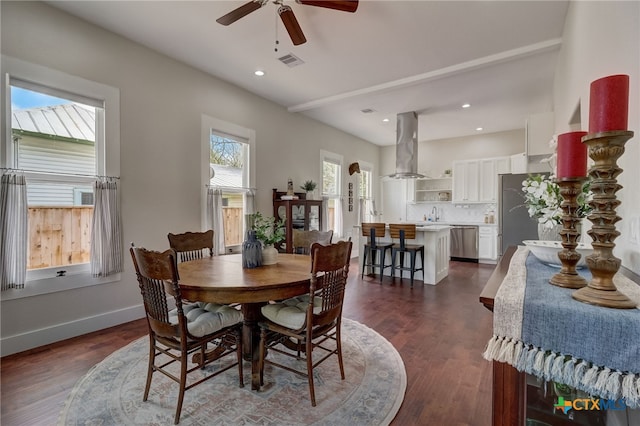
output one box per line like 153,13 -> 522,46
201,115 -> 255,253
209,131 -> 249,248
357,162 -> 375,223
321,150 -> 343,237
10,83 -> 99,278
2,56 -> 120,298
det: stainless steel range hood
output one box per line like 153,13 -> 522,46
390,111 -> 424,179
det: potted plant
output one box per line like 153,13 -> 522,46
300,180 -> 317,199
251,212 -> 285,265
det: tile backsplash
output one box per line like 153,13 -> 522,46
407,202 -> 496,224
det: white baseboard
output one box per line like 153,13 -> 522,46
1,304 -> 145,357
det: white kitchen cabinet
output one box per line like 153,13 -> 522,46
478,225 -> 497,262
479,156 -> 511,203
410,177 -> 452,203
453,156 -> 509,203
452,160 -> 479,202
526,112 -> 555,156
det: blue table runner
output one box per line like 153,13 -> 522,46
483,246 -> 640,408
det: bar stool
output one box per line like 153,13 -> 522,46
389,223 -> 424,286
361,223 -> 393,282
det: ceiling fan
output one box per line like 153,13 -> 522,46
216,0 -> 359,46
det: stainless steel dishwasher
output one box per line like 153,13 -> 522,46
450,225 -> 479,262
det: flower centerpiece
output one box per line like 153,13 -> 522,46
300,180 -> 317,199
251,212 -> 285,265
520,136 -> 592,240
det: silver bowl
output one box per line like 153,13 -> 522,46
523,240 -> 594,268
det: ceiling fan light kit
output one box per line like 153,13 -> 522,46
217,0 -> 358,46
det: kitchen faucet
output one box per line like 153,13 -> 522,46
431,206 -> 439,222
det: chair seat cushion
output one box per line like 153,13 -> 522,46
169,302 -> 242,337
261,296 -> 321,329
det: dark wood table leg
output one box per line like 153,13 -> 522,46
492,361 -> 526,426
241,302 -> 265,390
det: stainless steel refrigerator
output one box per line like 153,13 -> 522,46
497,173 -> 548,256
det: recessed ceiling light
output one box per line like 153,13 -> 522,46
382,118 -> 390,122
462,103 -> 471,108
476,127 -> 483,131
254,70 -> 265,76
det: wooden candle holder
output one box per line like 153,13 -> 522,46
549,178 -> 587,289
572,130 -> 636,309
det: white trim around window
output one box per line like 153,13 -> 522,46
2,56 -> 120,176
1,56 -> 121,301
200,114 -> 256,232
320,149 -> 343,197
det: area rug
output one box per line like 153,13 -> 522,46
58,318 -> 406,425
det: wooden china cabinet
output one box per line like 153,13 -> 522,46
272,188 -> 323,253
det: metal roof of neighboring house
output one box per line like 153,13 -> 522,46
210,163 -> 242,189
12,104 -> 95,142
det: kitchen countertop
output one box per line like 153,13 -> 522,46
355,222 -> 497,228
415,225 -> 451,231
414,221 -> 497,227
354,224 -> 451,231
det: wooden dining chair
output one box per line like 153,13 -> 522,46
167,230 -> 214,262
130,245 -> 244,424
257,240 -> 353,406
292,229 -> 333,254
389,223 -> 424,286
360,222 -> 393,281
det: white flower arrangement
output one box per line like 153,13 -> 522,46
520,136 -> 592,228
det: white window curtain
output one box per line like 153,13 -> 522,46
90,178 -> 123,277
0,173 -> 28,290
335,197 -> 344,238
322,196 -> 329,232
206,188 -> 226,255
358,197 -> 365,225
359,198 -> 375,223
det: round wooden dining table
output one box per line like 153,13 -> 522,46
177,253 -> 312,390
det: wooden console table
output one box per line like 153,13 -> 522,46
479,246 -> 525,426
479,246 -> 640,426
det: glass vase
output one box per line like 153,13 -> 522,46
537,223 -> 563,241
537,222 -> 582,242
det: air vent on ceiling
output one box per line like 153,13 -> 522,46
277,53 -> 305,67
360,108 -> 376,114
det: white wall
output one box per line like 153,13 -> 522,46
554,1 -> 640,274
0,2 -> 378,355
379,129 -> 525,177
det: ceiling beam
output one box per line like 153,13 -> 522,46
287,38 -> 562,113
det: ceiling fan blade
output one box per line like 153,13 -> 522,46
216,1 -> 264,26
278,6 -> 307,46
296,0 -> 359,13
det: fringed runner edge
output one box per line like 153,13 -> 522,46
483,335 -> 640,408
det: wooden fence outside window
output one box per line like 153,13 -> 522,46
27,207 -> 93,270
26,206 -> 332,269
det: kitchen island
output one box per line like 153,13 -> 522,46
355,224 -> 451,285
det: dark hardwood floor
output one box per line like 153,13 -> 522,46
1,259 -> 495,426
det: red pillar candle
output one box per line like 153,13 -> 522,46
557,131 -> 588,178
589,74 -> 629,133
